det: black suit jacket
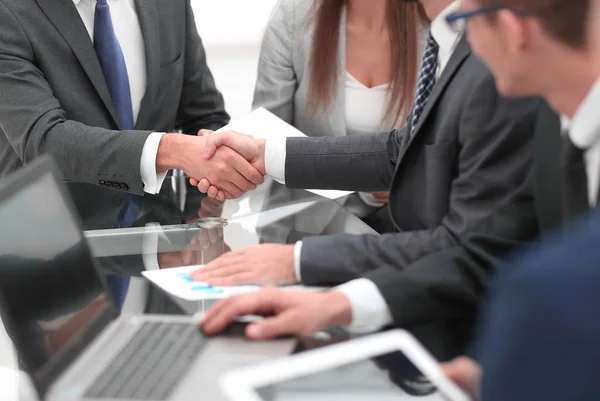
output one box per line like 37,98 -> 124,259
360,102 -> 563,359
0,0 -> 229,194
285,38 -> 540,288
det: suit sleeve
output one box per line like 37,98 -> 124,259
284,129 -> 404,191
251,0 -> 296,124
175,0 -> 230,134
364,176 -> 539,328
0,1 -> 151,194
299,75 -> 539,289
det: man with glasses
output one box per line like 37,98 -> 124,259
437,0 -> 600,399
203,0 -> 597,359
197,0 -> 544,357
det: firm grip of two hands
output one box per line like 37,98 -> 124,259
191,129 -> 262,201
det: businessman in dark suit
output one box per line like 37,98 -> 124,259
199,0 -> 598,358
194,0 -> 540,340
0,0 -> 263,199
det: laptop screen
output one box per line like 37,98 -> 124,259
0,171 -> 118,395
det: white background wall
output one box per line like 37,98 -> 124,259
192,0 -> 280,118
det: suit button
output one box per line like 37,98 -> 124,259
99,180 -> 106,186
106,181 -> 114,188
121,183 -> 129,191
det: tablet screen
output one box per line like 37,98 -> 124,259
255,350 -> 454,401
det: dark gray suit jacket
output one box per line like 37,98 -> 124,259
364,104 -> 561,356
0,0 -> 229,194
286,38 -> 541,290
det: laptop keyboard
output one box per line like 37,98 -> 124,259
84,322 -> 206,400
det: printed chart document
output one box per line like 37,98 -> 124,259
142,265 -> 324,301
217,108 -> 353,200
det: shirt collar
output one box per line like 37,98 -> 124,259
430,1 -> 461,58
569,78 -> 600,149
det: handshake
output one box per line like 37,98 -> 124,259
170,130 -> 267,201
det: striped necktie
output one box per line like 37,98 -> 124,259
410,31 -> 439,136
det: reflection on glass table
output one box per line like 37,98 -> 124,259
67,177 -> 376,316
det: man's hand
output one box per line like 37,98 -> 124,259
158,248 -> 196,269
370,191 -> 390,204
202,131 -> 266,172
197,197 -> 224,219
441,357 -> 482,401
200,288 -> 353,340
156,133 -> 264,200
190,131 -> 267,199
189,244 -> 296,286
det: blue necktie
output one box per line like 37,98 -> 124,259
94,0 -> 134,309
105,194 -> 141,309
410,31 -> 439,136
94,0 -> 135,131
105,195 -> 140,309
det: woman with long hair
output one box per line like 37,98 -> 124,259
253,0 -> 426,225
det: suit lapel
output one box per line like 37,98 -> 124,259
134,0 -> 160,130
391,36 -> 470,176
409,36 -> 470,139
531,104 -> 565,232
35,0 -> 119,126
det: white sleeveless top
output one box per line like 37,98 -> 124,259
344,72 -> 394,208
345,72 -> 395,136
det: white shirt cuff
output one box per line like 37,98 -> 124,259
335,278 -> 393,333
140,132 -> 168,194
264,137 -> 287,182
294,241 -> 303,282
141,223 -> 170,271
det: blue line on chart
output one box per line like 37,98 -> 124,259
191,286 -> 224,294
177,273 -> 195,283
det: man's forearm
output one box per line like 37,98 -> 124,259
285,132 -> 399,191
299,226 -> 460,286
35,121 -> 151,194
155,133 -> 190,173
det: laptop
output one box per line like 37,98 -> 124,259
0,156 -> 295,401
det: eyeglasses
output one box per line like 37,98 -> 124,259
445,5 -> 531,32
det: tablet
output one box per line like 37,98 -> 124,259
220,330 -> 470,401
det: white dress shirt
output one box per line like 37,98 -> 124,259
264,1 -> 462,332
568,78 -> 600,207
73,0 -> 166,194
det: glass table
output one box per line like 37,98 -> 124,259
70,176 -> 474,360
0,177 -> 377,400
0,176 -> 469,401
68,176 -> 377,316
